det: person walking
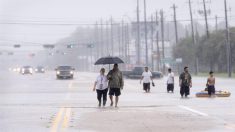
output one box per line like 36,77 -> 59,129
206,71 -> 216,97
93,68 -> 108,107
140,67 -> 153,93
107,64 -> 124,107
179,67 -> 192,98
167,68 -> 174,93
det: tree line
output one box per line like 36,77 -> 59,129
173,28 -> 235,73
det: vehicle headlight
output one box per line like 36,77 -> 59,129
35,69 -> 38,71
70,71 -> 74,74
42,69 -> 44,71
56,71 -> 60,74
29,68 -> 33,73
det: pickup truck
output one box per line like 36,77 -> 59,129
123,66 -> 163,79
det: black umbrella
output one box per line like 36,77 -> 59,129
94,56 -> 124,65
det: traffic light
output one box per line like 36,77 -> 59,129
29,53 -> 35,58
14,44 -> 21,48
43,44 -> 55,49
67,44 -> 74,48
87,44 -> 94,48
8,52 -> 14,55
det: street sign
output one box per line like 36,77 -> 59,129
161,58 -> 174,63
176,58 -> 183,63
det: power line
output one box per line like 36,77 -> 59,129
1,16 -> 235,26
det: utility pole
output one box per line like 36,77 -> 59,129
172,4 -> 179,44
126,23 -> 130,64
118,23 -> 121,57
95,22 -> 99,59
100,19 -> 104,57
156,11 -> 160,71
224,0 -> 232,77
203,0 -> 210,38
110,17 -> 114,56
121,20 -> 125,57
215,15 -> 218,32
151,15 -> 154,70
136,0 -> 141,65
160,9 -> 165,74
106,21 -> 110,55
144,0 -> 148,66
188,0 -> 198,75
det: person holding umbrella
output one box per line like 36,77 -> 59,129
107,64 -> 124,107
93,68 -> 108,107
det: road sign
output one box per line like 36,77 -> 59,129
176,58 -> 183,63
161,58 -> 174,63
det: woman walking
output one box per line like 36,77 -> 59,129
93,68 -> 108,107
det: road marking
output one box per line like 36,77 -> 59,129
178,105 -> 209,117
50,108 -> 65,132
62,108 -> 71,128
50,82 -> 74,132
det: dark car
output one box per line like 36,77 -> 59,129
35,66 -> 45,73
123,66 -> 163,79
21,66 -> 33,75
55,66 -> 75,79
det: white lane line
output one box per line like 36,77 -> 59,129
178,105 -> 209,117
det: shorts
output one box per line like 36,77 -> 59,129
180,85 -> 190,96
143,83 -> 150,91
208,85 -> 215,96
167,84 -> 174,92
109,88 -> 121,96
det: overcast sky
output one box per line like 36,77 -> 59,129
0,0 -> 234,44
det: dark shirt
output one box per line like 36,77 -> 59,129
107,69 -> 124,89
179,72 -> 192,87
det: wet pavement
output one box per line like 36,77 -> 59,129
0,71 -> 235,132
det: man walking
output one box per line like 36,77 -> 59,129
179,67 -> 192,98
140,67 -> 153,93
107,64 -> 124,107
167,68 -> 174,93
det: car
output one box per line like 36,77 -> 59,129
123,66 -> 163,79
10,66 -> 21,73
35,66 -> 45,73
55,66 -> 75,79
21,66 -> 33,75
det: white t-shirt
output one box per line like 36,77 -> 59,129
142,71 -> 152,83
167,72 -> 174,84
95,75 -> 108,90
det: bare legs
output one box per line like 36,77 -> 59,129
109,95 -> 119,107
